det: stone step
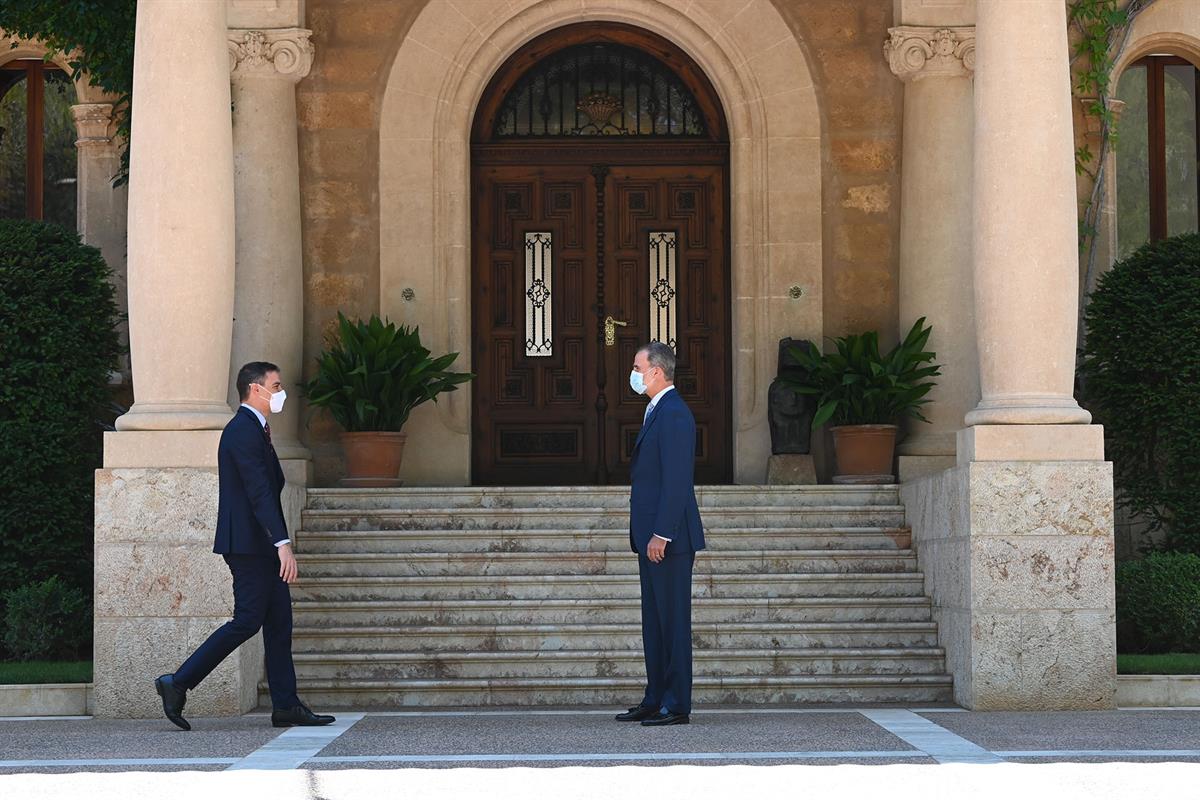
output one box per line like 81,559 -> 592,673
290,621 -> 941,652
301,506 -> 908,532
290,572 -> 928,602
294,550 -> 919,578
304,485 -> 900,511
290,647 -> 947,680
291,596 -> 935,627
294,527 -> 913,554
262,674 -> 954,707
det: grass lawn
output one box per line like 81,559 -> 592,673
0,660 -> 93,685
1117,653 -> 1200,675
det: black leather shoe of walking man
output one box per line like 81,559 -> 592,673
154,674 -> 190,731
271,703 -> 336,728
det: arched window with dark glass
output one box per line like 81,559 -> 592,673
491,42 -> 708,138
0,60 -> 78,228
1115,55 -> 1199,259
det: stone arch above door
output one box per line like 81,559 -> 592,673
380,0 -> 821,485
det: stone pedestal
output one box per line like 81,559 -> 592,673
766,454 -> 817,485
901,461 -> 1116,710
93,467 -> 262,718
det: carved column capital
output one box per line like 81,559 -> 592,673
885,26 -> 975,82
71,103 -> 117,148
227,27 -> 313,81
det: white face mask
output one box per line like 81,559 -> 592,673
261,385 -> 286,414
629,369 -> 647,396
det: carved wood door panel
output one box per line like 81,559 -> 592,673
471,164 -> 598,485
603,165 -> 730,485
471,162 -> 730,485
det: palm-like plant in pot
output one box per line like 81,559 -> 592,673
782,318 -> 941,484
303,313 -> 474,486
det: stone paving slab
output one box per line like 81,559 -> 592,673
919,711 -> 1200,752
316,711 -> 912,757
0,718 -> 278,761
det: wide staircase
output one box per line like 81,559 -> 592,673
268,485 -> 953,708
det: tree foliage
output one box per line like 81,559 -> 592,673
0,219 -> 121,594
1079,233 -> 1200,553
0,0 -> 136,184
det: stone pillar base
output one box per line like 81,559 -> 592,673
766,454 -> 817,485
898,455 -> 956,483
900,459 -> 1115,711
94,467 -> 264,718
957,424 -> 1105,464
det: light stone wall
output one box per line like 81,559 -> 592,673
901,461 -> 1116,710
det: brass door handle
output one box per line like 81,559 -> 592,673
604,315 -> 628,347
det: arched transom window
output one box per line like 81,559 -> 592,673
492,42 -> 707,138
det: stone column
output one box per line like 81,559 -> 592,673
227,28 -> 313,468
71,102 -> 130,383
901,1 -> 1115,711
964,0 -> 1094,440
884,27 -> 978,481
94,0 -> 262,719
113,0 -> 236,436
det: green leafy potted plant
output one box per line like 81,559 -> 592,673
783,317 -> 941,484
303,313 -> 474,486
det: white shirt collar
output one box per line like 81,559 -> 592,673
240,403 -> 267,428
647,384 -> 675,411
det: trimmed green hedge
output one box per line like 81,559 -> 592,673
2,577 -> 91,661
0,220 -> 121,600
1079,232 -> 1200,553
1115,552 -> 1200,654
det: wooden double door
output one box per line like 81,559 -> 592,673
471,159 -> 731,485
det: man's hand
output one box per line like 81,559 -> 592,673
278,543 -> 298,584
647,536 -> 667,564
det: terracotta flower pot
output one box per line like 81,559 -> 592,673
339,431 -> 407,487
830,424 -> 897,485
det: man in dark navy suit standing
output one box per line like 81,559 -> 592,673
155,362 -> 334,730
615,342 -> 705,727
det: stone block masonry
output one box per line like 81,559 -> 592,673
901,461 -> 1116,710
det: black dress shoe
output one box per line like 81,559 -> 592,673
615,705 -> 658,722
641,711 -> 690,726
154,674 -> 190,731
271,703 -> 336,728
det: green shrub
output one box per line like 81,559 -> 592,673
1079,232 -> 1200,553
0,220 -> 121,596
2,577 -> 92,661
1115,552 -> 1200,654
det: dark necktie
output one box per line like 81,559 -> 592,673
264,422 -> 273,445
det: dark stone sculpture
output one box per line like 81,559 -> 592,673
768,337 -> 816,455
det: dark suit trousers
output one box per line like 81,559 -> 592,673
173,553 -> 299,710
638,551 -> 695,714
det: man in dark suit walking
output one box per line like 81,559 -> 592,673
155,362 -> 334,730
616,342 -> 705,727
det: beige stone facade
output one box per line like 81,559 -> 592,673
9,0 -> 1199,714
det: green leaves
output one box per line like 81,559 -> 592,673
0,219 -> 121,599
1079,232 -> 1200,553
302,313 -> 475,433
780,318 -> 941,429
0,0 -> 137,185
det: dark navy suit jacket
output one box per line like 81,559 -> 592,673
213,406 -> 289,555
629,387 -> 706,555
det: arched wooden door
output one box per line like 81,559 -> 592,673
470,24 -> 731,485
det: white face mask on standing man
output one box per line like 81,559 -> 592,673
258,382 -> 287,414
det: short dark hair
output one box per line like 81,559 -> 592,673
638,341 -> 676,381
237,361 -> 280,400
